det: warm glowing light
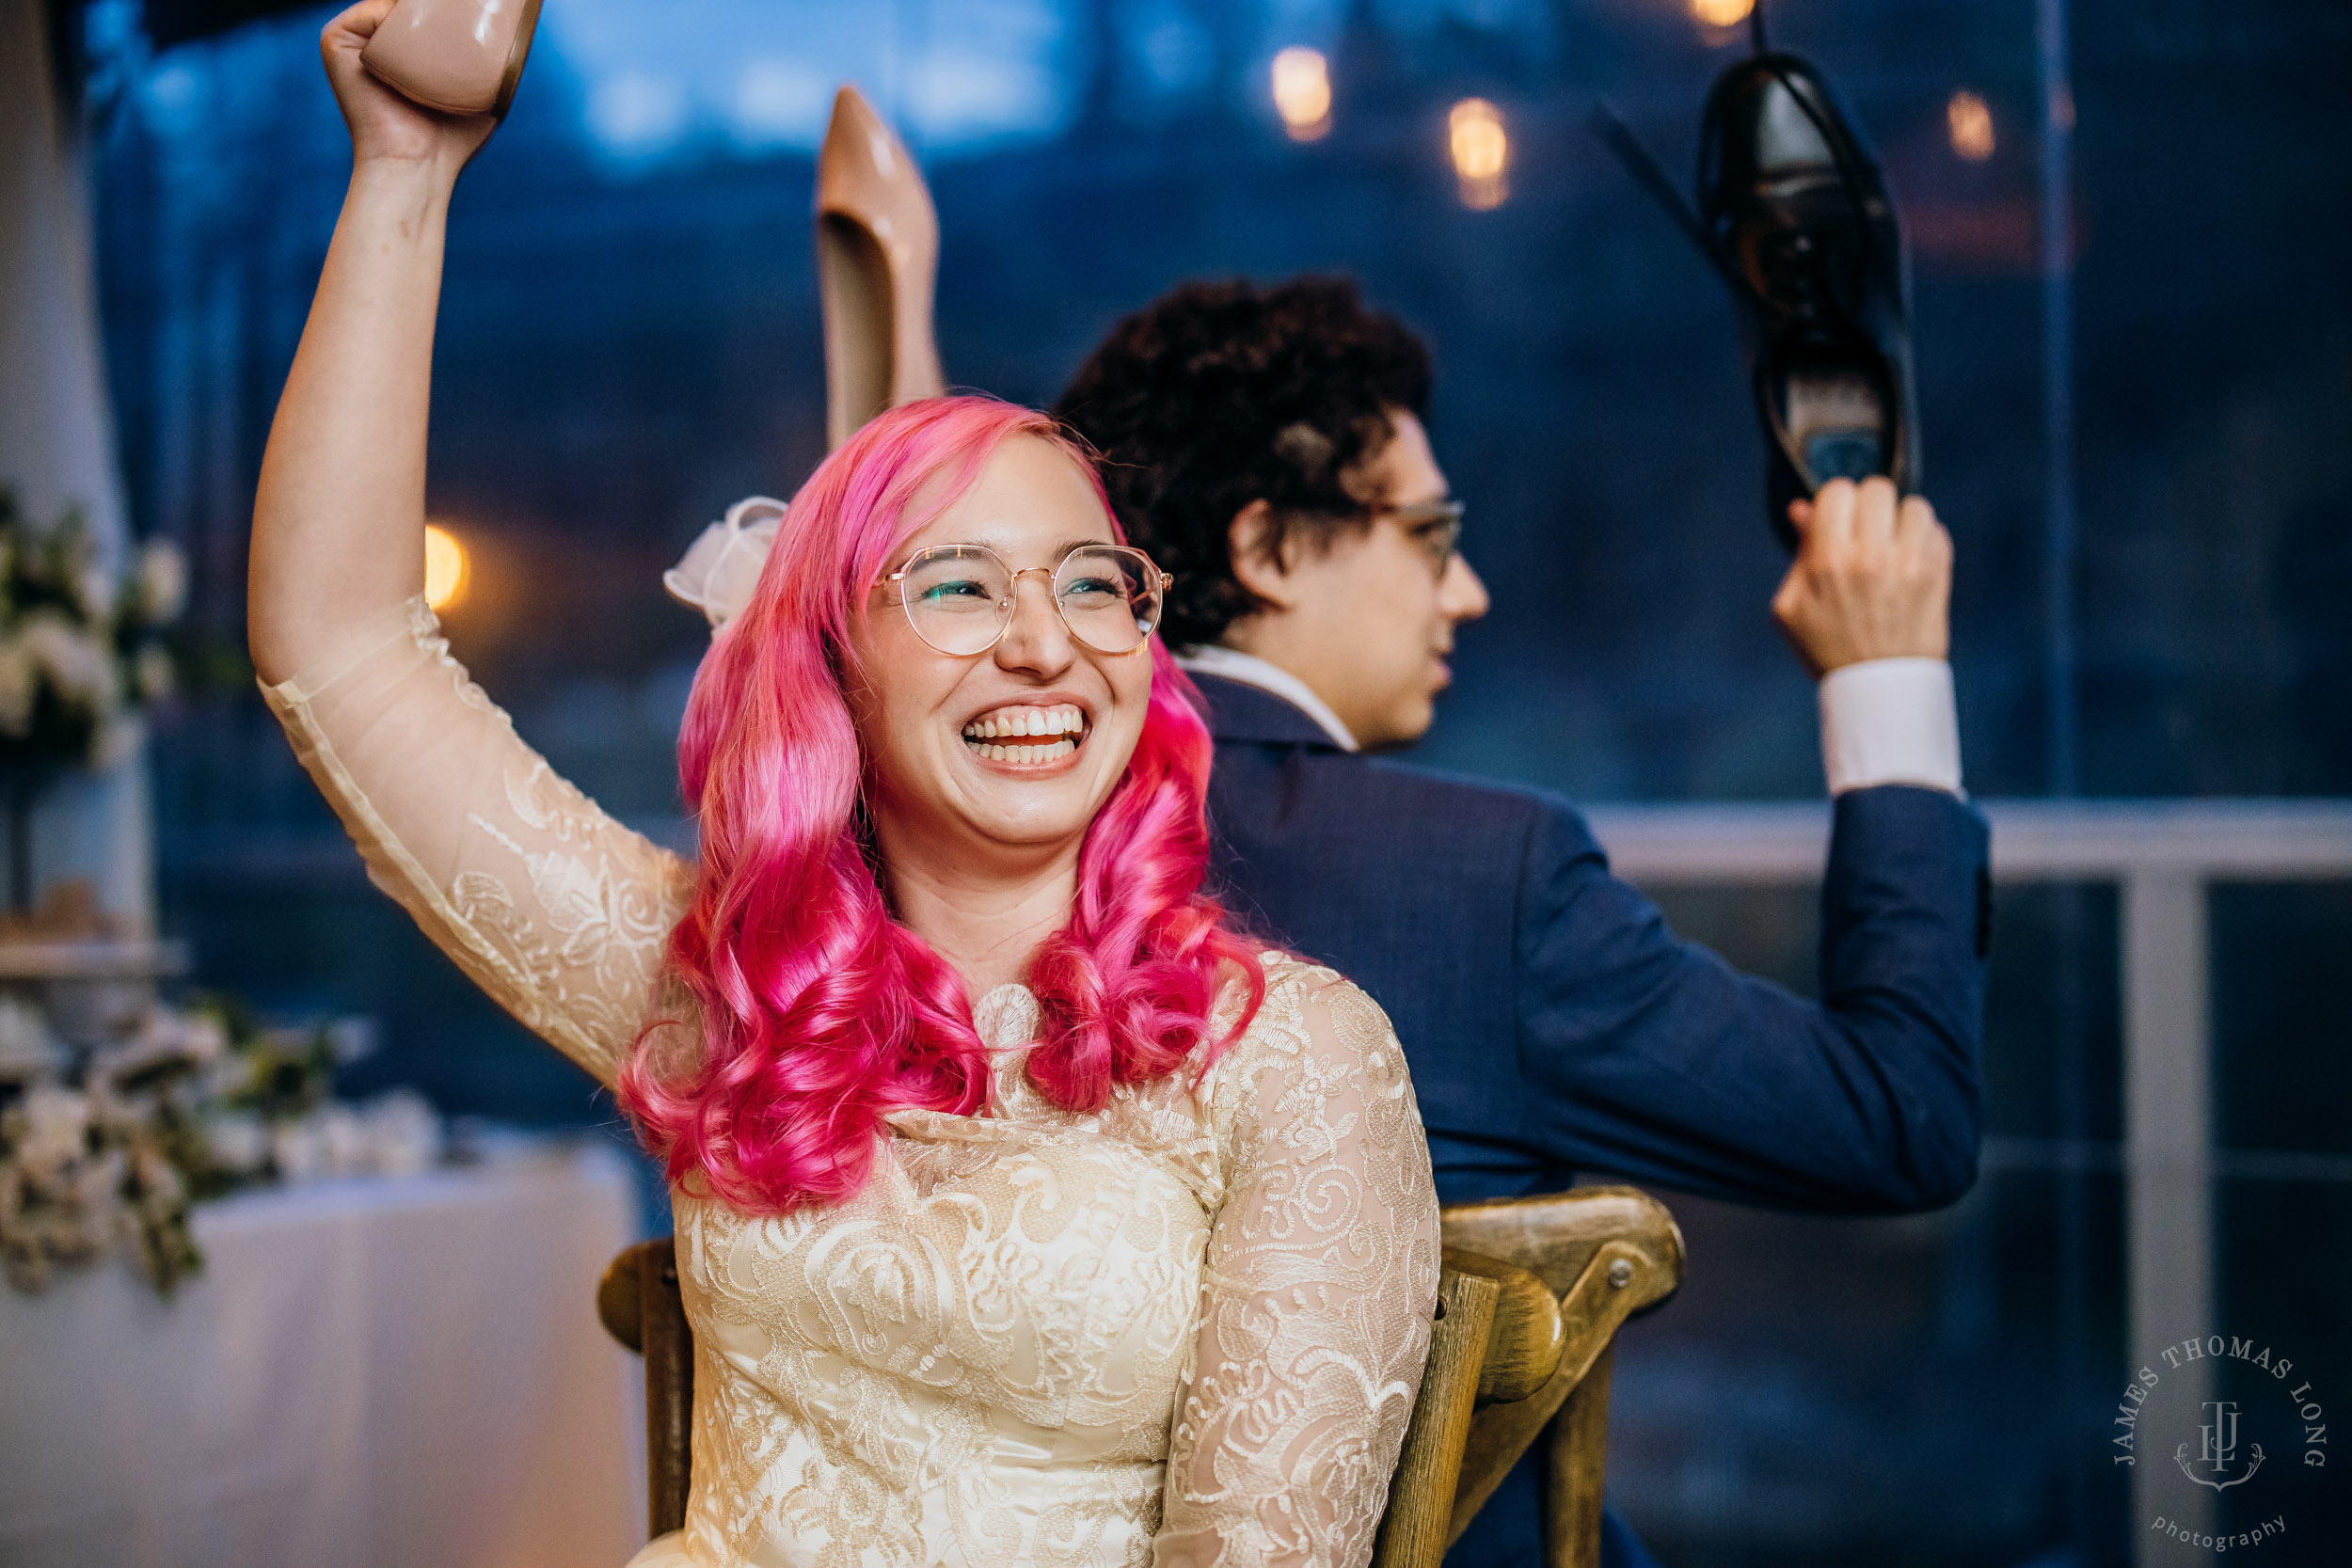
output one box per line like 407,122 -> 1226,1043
1947,89 -> 1995,161
1271,47 -> 1331,140
423,524 -> 470,610
1449,101 -> 1507,181
1690,0 -> 1755,27
1449,99 -> 1509,210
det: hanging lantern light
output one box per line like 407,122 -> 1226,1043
1450,98 -> 1509,210
1272,47 -> 1332,141
423,524 -> 470,611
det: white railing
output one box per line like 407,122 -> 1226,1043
1585,798 -> 2352,1549
153,794 -> 2352,1548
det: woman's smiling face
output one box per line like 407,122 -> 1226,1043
845,434 -> 1154,870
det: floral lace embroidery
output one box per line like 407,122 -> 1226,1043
260,597 -> 691,1084
262,599 -> 1439,1568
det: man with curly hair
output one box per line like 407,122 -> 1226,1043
1054,277 -> 1988,1568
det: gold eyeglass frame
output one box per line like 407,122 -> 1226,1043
882,542 -> 1176,658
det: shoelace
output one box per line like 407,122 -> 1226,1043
1743,200 -> 1874,332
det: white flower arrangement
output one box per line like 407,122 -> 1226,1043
0,998 -> 220,1293
0,991 -> 441,1297
0,493 -> 184,775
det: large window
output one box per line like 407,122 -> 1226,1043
85,1 -> 2352,1561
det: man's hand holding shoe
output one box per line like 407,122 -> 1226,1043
1772,476 -> 1963,798
1773,476 -> 1951,675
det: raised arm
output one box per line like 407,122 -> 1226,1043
250,0 -> 492,685
250,4 -> 691,1082
1507,476 -> 1983,1212
1155,965 -> 1440,1568
1515,784 -> 1988,1212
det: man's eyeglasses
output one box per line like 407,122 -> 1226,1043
883,543 -> 1173,657
1376,498 -> 1466,579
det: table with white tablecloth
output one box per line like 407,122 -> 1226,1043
0,1142 -> 647,1568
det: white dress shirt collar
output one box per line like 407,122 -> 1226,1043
1173,645 -> 1360,752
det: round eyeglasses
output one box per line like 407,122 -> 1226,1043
883,543 -> 1173,657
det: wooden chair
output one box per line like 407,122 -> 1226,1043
595,1236 -> 695,1537
1438,1188 -> 1686,1566
596,1185 -> 1681,1567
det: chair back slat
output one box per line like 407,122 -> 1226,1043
1543,1342 -> 1617,1566
1370,1266 -> 1499,1568
637,1237 -> 695,1537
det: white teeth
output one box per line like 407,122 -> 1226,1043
962,705 -> 1089,746
963,736 -> 1078,764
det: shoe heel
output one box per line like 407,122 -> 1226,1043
361,0 -> 543,119
818,214 -> 898,450
816,86 -> 946,449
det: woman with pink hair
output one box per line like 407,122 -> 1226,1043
246,8 -> 1438,1565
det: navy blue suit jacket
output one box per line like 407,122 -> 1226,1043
1192,673 -> 1991,1564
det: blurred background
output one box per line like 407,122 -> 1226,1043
16,0 -> 2352,1562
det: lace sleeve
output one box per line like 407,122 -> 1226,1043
1154,961 -> 1442,1568
259,596 -> 696,1086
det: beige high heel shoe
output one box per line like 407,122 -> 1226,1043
816,86 -> 946,450
361,0 -> 545,119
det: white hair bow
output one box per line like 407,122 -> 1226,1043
663,496 -> 787,629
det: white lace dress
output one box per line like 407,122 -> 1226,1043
262,596 -> 1441,1568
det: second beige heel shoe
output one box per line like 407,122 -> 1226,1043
817,86 -> 946,450
361,0 -> 545,119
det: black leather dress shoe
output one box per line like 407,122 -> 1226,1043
1597,47 -> 1920,549
1701,53 -> 1919,547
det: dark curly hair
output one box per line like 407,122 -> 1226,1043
1052,277 -> 1433,649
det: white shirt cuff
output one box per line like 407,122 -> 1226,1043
1818,657 -> 1963,797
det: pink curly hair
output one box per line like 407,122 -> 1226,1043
618,396 -> 1266,1213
